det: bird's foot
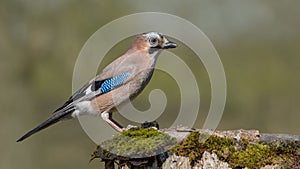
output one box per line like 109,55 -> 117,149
141,121 -> 159,130
120,121 -> 160,131
122,124 -> 139,131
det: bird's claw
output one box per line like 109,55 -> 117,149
141,121 -> 159,130
122,125 -> 139,131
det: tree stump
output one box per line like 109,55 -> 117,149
90,127 -> 299,169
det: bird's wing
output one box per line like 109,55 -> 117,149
53,50 -> 145,113
53,72 -> 132,113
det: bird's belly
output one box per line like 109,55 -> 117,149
72,101 -> 99,117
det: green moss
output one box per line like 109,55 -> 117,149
263,140 -> 300,168
230,143 -> 273,168
171,131 -> 202,162
268,140 -> 300,155
201,135 -> 236,160
100,128 -> 177,158
172,132 -> 235,163
172,132 -> 299,168
121,127 -> 161,138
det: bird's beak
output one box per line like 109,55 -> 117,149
161,37 -> 177,49
161,41 -> 177,49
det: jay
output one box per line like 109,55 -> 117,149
17,32 -> 176,142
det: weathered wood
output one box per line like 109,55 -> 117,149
162,152 -> 231,169
260,133 -> 300,142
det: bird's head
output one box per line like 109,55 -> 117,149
131,32 -> 177,55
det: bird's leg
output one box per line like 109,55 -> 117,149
101,112 -> 123,132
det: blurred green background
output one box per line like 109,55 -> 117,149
1,1 -> 299,169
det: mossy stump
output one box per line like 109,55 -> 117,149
91,127 -> 300,169
90,128 -> 177,169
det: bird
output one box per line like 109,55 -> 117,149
17,32 -> 177,142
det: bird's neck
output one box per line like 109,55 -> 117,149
148,50 -> 161,67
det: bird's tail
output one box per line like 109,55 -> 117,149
16,107 -> 75,142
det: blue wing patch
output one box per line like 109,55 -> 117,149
100,72 -> 131,94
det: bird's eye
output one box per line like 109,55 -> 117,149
149,37 -> 158,46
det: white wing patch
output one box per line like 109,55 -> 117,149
85,85 -> 93,95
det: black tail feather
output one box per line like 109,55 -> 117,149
17,107 -> 75,142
